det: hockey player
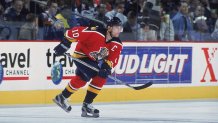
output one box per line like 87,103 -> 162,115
53,17 -> 123,118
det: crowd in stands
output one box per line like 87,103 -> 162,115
0,0 -> 217,41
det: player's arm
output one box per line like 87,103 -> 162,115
98,61 -> 112,78
98,42 -> 123,78
54,27 -> 80,56
106,42 -> 123,68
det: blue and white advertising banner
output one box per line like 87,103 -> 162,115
0,41 -> 218,91
107,46 -> 192,85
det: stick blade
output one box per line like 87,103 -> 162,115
51,62 -> 63,85
127,81 -> 153,90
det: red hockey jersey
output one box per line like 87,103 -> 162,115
64,26 -> 123,68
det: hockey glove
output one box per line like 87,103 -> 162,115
98,62 -> 111,78
54,38 -> 72,56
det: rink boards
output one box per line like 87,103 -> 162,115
0,41 -> 218,105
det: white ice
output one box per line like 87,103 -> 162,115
0,100 -> 218,123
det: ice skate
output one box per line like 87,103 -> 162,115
81,103 -> 99,118
53,94 -> 72,113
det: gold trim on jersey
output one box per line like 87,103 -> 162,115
104,59 -> 113,68
64,30 -> 77,42
90,27 -> 97,31
82,27 -> 105,38
72,51 -> 87,58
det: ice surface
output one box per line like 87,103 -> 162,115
0,100 -> 217,123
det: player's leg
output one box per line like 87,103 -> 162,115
68,58 -> 104,117
53,74 -> 87,113
81,76 -> 106,118
53,58 -> 98,113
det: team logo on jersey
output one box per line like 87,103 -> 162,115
90,47 -> 109,61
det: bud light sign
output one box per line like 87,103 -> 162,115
107,46 -> 192,85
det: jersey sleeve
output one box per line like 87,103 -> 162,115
106,41 -> 123,68
64,26 -> 87,42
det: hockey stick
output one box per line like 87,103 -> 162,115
0,62 -> 4,85
64,53 -> 153,90
72,12 -> 107,28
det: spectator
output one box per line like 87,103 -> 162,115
160,7 -> 175,41
95,4 -> 109,26
161,0 -> 180,19
0,3 -> 11,39
55,7 -> 72,29
200,0 -> 213,33
4,0 -> 28,21
124,0 -> 141,15
194,5 -> 205,18
0,24 -> 11,40
0,0 -> 13,10
100,0 -> 112,11
105,2 -> 127,25
190,4 -> 211,41
189,0 -> 201,13
211,19 -> 218,40
208,9 -> 218,33
88,3 -> 109,28
200,0 -> 211,19
0,3 -> 4,20
23,0 -> 31,12
141,1 -> 161,38
73,2 -> 95,26
138,0 -> 145,13
80,3 -> 96,26
93,0 -> 100,7
39,2 -> 64,40
172,2 -> 193,41
192,16 -> 211,41
138,21 -> 157,41
23,0 -> 44,15
121,11 -> 140,40
55,0 -> 78,28
18,13 -> 38,40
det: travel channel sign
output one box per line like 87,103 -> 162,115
107,46 -> 192,85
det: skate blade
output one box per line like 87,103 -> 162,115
81,111 -> 99,118
53,98 -> 71,113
